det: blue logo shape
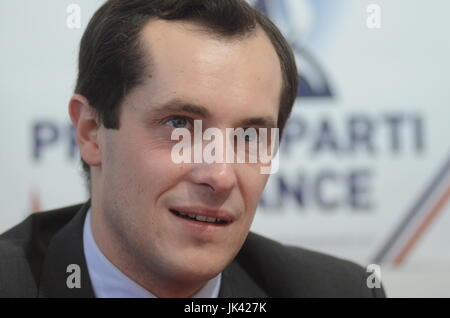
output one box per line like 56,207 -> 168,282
252,0 -> 337,98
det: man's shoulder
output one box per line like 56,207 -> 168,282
242,231 -> 366,276
0,204 -> 83,250
237,232 -> 386,297
0,204 -> 84,297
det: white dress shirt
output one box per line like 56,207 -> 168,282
83,209 -> 222,298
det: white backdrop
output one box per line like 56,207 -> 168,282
1,0 -> 449,297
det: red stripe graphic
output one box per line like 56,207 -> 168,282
393,184 -> 450,266
30,188 -> 42,214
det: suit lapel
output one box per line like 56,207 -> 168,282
38,201 -> 95,298
219,255 -> 268,298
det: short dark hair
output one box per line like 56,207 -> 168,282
75,0 -> 298,186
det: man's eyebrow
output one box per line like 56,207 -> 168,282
148,98 -> 276,128
150,99 -> 211,118
240,117 -> 277,129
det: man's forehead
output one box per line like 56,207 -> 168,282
130,19 -> 282,127
138,19 -> 281,80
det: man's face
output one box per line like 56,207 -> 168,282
94,20 -> 282,286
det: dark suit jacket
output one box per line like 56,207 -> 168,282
0,202 -> 386,298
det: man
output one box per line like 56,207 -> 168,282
0,0 -> 385,298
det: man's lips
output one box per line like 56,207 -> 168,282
169,206 -> 235,225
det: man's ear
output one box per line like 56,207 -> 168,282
68,94 -> 102,167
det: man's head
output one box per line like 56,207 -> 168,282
74,0 -> 297,186
69,0 -> 298,296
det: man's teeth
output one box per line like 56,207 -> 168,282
185,212 -> 219,223
172,210 -> 226,224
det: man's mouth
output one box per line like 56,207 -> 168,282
169,209 -> 230,225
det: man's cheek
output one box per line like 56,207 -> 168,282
251,173 -> 270,192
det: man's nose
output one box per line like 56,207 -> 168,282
188,161 -> 237,195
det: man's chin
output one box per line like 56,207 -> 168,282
163,254 -> 229,283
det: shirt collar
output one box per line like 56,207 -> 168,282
83,208 -> 222,298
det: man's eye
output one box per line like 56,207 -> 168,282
243,128 -> 258,142
165,116 -> 190,128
